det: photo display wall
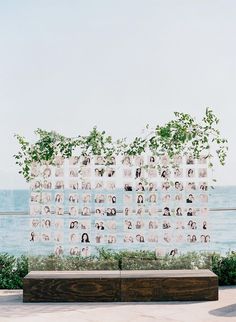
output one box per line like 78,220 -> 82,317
29,154 -> 210,257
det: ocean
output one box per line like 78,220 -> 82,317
0,186 -> 236,256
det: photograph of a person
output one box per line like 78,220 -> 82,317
107,156 -> 116,165
95,221 -> 105,230
186,154 -> 194,165
55,180 -> 64,190
81,232 -> 90,243
148,206 -> 157,216
136,194 -> 144,204
41,192 -> 51,203
42,219 -> 51,228
187,168 -> 195,178
69,206 -> 78,216
94,167 -> 105,177
173,155 -> 183,165
174,168 -> 183,178
149,156 -> 156,164
162,181 -> 171,191
69,168 -> 79,177
199,182 -> 208,191
106,167 -> 115,177
175,207 -> 183,216
55,206 -> 64,215
136,182 -> 145,191
122,155 -> 132,166
148,220 -> 158,229
68,193 -> 78,203
135,167 -> 142,178
43,180 -> 52,190
107,195 -> 116,204
174,181 -> 183,191
106,181 -> 116,190
95,155 -> 105,165
135,156 -> 144,167
81,156 -> 91,166
124,194 -> 133,204
199,193 -> 208,203
54,156 -> 64,167
199,168 -> 207,178
125,220 -> 133,230
42,167 -> 52,178
148,166 -> 157,178
186,207 -> 195,216
148,193 -> 157,203
54,193 -> 64,203
42,205 -> 51,216
162,220 -> 171,229
148,182 -> 157,191
198,155 -> 207,165
69,156 -> 79,166
107,235 -> 116,244
124,183 -> 133,191
55,167 -> 64,177
186,194 -> 195,203
82,193 -> 91,203
162,194 -> 171,203
161,154 -> 169,166
186,182 -> 196,191
82,207 -> 90,216
123,168 -> 132,177
81,166 -> 91,177
69,180 -> 79,190
161,169 -> 170,179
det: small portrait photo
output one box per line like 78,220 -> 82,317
186,168 -> 195,178
148,193 -> 157,203
54,219 -> 64,229
162,220 -> 171,229
135,234 -> 145,243
69,168 -> 79,178
122,155 -> 132,167
31,192 -> 41,203
42,180 -> 52,190
148,220 -> 158,229
55,167 -> 64,177
186,154 -> 195,165
55,180 -> 64,190
187,220 -> 197,230
81,206 -> 90,216
55,206 -> 64,215
107,195 -> 117,204
31,218 -> 41,228
81,156 -> 91,166
149,156 -> 156,164
94,167 -> 105,177
106,207 -> 117,216
124,194 -> 133,204
80,220 -> 91,230
135,167 -> 142,179
136,206 -> 145,216
95,221 -> 105,230
107,156 -> 116,165
106,167 -> 116,177
81,232 -> 90,243
163,232 -> 171,243
95,194 -> 105,203
174,168 -> 183,178
173,155 -> 183,165
69,220 -> 79,229
148,206 -> 157,216
41,192 -> 51,203
41,232 -> 51,242
135,155 -> 144,167
148,182 -> 157,191
186,182 -> 196,191
54,156 -> 64,167
161,154 -> 169,167
162,194 -> 171,203
106,220 -> 116,230
95,155 -> 105,165
190,234 -> 197,243
42,166 -> 52,178
107,235 -> 116,244
148,166 -> 157,178
81,246 -> 90,257
161,168 -> 171,179
30,165 -> 40,178
124,207 -> 132,216
70,247 -> 80,256
186,193 -> 195,203
199,193 -> 208,203
70,233 -> 78,243
162,207 -> 171,216
199,168 -> 207,178
54,232 -> 63,243
136,194 -> 144,204
202,220 -> 208,230
174,181 -> 183,191
136,181 -> 145,191
162,181 -> 171,191
82,193 -> 91,203
123,168 -> 132,178
94,181 -> 103,190
69,156 -> 79,166
200,207 -> 208,216
198,155 -> 207,165
68,193 -> 79,203
95,208 -> 104,215
29,231 -> 40,242
54,193 -> 64,203
42,205 -> 51,216
81,167 -> 91,177
169,248 -> 178,256
30,204 -> 42,216
176,221 -> 185,230
69,206 -> 78,216
175,207 -> 183,216
186,207 -> 196,216
135,220 -> 144,229
124,234 -> 134,243
106,181 -> 116,190
147,235 -> 158,243
124,183 -> 133,191
31,180 -> 42,190
69,180 -> 79,190
174,193 -> 183,202
41,218 -> 51,228
124,220 -> 133,230
199,181 -> 208,191
81,181 -> 91,190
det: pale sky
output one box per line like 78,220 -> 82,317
0,0 -> 236,188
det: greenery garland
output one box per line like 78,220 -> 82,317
14,108 -> 228,182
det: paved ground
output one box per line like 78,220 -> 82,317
0,287 -> 236,322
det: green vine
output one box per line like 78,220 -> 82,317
14,108 -> 228,182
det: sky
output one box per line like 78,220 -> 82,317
0,0 -> 236,188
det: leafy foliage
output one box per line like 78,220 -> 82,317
14,108 -> 228,181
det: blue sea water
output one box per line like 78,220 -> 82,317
0,186 -> 236,256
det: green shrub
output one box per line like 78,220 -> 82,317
211,252 -> 236,285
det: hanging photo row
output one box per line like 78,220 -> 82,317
29,154 -> 209,257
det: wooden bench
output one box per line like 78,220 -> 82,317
23,269 -> 218,302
